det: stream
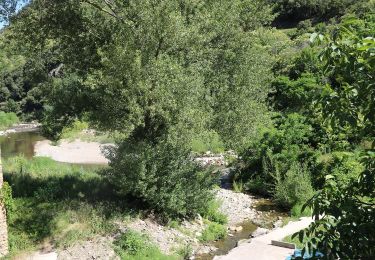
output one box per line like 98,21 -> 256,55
0,131 -> 45,159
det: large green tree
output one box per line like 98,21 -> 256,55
7,0 -> 275,217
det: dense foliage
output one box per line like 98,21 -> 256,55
3,0 -> 278,218
1,0 -> 374,258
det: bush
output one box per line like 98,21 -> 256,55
291,203 -> 312,218
317,152 -> 364,188
202,200 -> 228,225
0,181 -> 14,220
106,138 -> 216,219
200,222 -> 227,242
274,163 -> 314,209
114,230 -> 178,260
239,113 -> 318,197
0,111 -> 19,130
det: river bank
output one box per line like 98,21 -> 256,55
0,123 -> 40,136
34,139 -> 110,164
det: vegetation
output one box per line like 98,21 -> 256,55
2,156 -> 123,256
0,112 -> 19,130
200,222 -> 227,242
114,231 -> 179,260
0,0 -> 374,259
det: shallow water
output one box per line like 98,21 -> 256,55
195,198 -> 288,260
195,220 -> 257,260
0,131 -> 45,159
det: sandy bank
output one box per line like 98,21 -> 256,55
34,139 -> 111,164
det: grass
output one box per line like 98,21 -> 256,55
114,230 -> 180,260
60,120 -> 114,143
191,130 -> 225,154
202,200 -> 228,225
233,180 -> 244,193
200,222 -> 227,242
7,198 -> 117,255
0,112 -> 19,130
2,156 -> 135,257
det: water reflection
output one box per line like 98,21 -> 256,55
0,131 -> 45,159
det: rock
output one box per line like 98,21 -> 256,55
228,226 -> 236,231
236,239 -> 251,247
273,219 -> 283,229
196,214 -> 204,226
235,226 -> 243,232
251,227 -> 270,238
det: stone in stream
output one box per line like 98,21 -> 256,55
228,226 -> 243,232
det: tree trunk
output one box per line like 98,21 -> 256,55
0,148 -> 9,257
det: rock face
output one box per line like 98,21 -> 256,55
0,149 -> 9,257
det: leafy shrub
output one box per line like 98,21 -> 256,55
274,163 -> 314,209
0,111 -> 19,130
239,113 -> 318,196
317,152 -> 364,188
291,203 -> 312,218
0,181 -> 14,220
200,222 -> 227,242
106,138 -> 216,219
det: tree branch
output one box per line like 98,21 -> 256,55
81,0 -> 119,19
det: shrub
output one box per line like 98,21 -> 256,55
106,138 -> 216,219
291,203 -> 312,218
0,181 -> 14,220
0,111 -> 19,130
274,163 -> 314,209
200,222 -> 227,242
239,113 -> 318,197
317,152 -> 364,188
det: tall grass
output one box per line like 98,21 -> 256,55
2,156 -> 129,257
0,112 -> 19,130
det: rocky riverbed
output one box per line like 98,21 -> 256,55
55,187 -> 287,260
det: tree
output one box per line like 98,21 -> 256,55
295,17 -> 375,259
8,0 -> 275,217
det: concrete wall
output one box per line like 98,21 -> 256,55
0,149 -> 9,257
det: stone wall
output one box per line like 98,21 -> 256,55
0,149 -> 9,257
